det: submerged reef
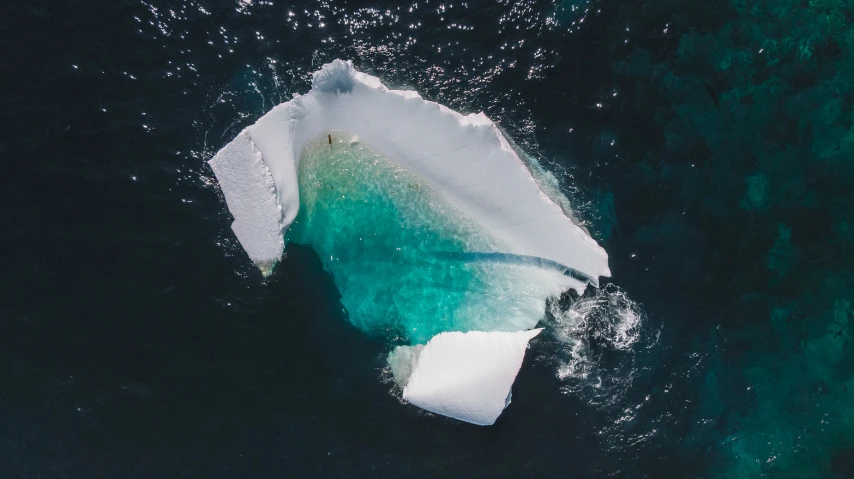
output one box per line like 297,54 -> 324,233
611,0 -> 854,475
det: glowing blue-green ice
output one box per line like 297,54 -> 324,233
287,133 -> 567,344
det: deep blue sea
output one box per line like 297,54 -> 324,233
2,0 -> 853,477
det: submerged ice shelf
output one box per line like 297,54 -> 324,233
209,60 -> 610,425
291,135 -> 576,343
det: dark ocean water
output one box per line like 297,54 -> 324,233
2,0 -> 853,477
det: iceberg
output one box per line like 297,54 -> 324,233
390,329 -> 543,426
209,59 -> 610,424
209,59 -> 609,289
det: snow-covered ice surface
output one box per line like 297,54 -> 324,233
209,59 -> 609,292
208,59 -> 611,425
392,329 -> 543,426
209,131 -> 283,275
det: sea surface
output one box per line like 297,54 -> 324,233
2,0 -> 853,477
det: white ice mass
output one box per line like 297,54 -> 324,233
390,329 -> 543,426
209,59 -> 610,425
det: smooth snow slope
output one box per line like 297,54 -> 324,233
209,59 -> 610,293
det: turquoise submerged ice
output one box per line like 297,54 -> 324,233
289,134 -> 566,343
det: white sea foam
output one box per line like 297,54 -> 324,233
548,285 -> 649,408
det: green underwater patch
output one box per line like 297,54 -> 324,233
287,133 -> 563,344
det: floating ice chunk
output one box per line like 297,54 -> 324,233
392,329 -> 543,426
209,60 -> 612,425
208,131 -> 283,273
209,59 -> 609,291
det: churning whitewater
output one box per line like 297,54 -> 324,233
209,59 -> 611,425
